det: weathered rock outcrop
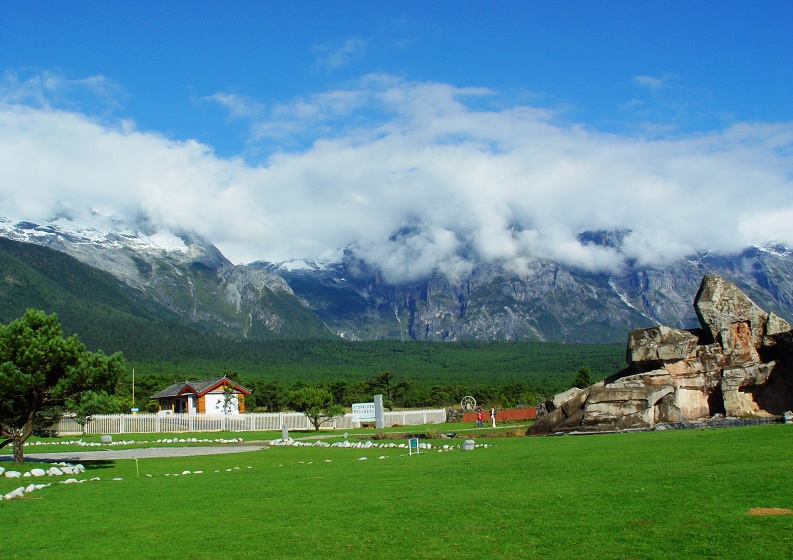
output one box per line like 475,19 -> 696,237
531,275 -> 793,433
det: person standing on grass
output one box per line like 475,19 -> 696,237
490,407 -> 497,428
476,408 -> 483,428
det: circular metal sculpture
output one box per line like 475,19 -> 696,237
460,395 -> 477,410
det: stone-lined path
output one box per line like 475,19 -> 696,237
1,445 -> 268,462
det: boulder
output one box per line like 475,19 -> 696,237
561,387 -> 591,416
766,313 -> 792,338
553,387 -> 583,409
531,275 -> 793,434
578,386 -> 674,430
694,274 -> 769,349
627,326 -> 699,366
653,393 -> 686,424
4,487 -> 25,500
556,408 -> 585,430
531,406 -> 568,433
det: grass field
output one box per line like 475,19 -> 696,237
2,425 -> 792,559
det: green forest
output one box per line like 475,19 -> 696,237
121,339 -> 626,412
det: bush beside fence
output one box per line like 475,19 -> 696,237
57,409 -> 447,435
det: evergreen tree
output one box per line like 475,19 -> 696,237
0,309 -> 124,463
572,366 -> 593,389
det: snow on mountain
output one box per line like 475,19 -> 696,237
755,244 -> 793,258
2,214 -> 793,343
0,214 -> 334,340
272,258 -> 334,272
0,214 -> 232,306
0,215 -> 190,255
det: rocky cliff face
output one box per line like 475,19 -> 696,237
2,217 -> 793,343
277,246 -> 793,343
531,275 -> 793,433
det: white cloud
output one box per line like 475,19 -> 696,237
314,38 -> 367,70
1,69 -> 123,112
633,74 -> 672,91
2,74 -> 793,282
625,74 -> 716,134
205,92 -> 266,120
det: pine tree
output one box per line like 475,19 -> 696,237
0,309 -> 124,463
572,366 -> 593,389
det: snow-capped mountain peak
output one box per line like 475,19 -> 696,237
2,214 -> 793,344
0,215 -> 192,254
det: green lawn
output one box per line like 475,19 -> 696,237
2,425 -> 792,559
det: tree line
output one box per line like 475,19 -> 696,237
118,368 -> 581,414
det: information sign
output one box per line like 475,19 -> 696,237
352,402 -> 376,422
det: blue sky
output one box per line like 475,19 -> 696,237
5,1 -> 791,153
1,1 -> 792,277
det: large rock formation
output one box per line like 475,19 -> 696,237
531,275 -> 793,433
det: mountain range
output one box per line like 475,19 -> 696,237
1,215 -> 792,345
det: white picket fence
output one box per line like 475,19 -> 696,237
56,409 -> 447,435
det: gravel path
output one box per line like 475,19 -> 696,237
1,445 -> 268,462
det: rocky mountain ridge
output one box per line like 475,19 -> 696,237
2,216 -> 792,343
0,217 -> 329,339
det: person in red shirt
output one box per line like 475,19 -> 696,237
476,408 -> 483,428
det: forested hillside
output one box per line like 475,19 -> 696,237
0,236 -> 216,357
123,340 -> 625,412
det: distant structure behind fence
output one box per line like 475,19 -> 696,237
56,409 -> 447,435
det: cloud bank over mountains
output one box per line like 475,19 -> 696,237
1,72 -> 792,282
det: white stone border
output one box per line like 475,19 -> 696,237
267,438 -> 491,452
2,439 -> 492,502
0,462 -> 95,501
24,436 -> 245,448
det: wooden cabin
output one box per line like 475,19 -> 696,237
150,377 -> 251,415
